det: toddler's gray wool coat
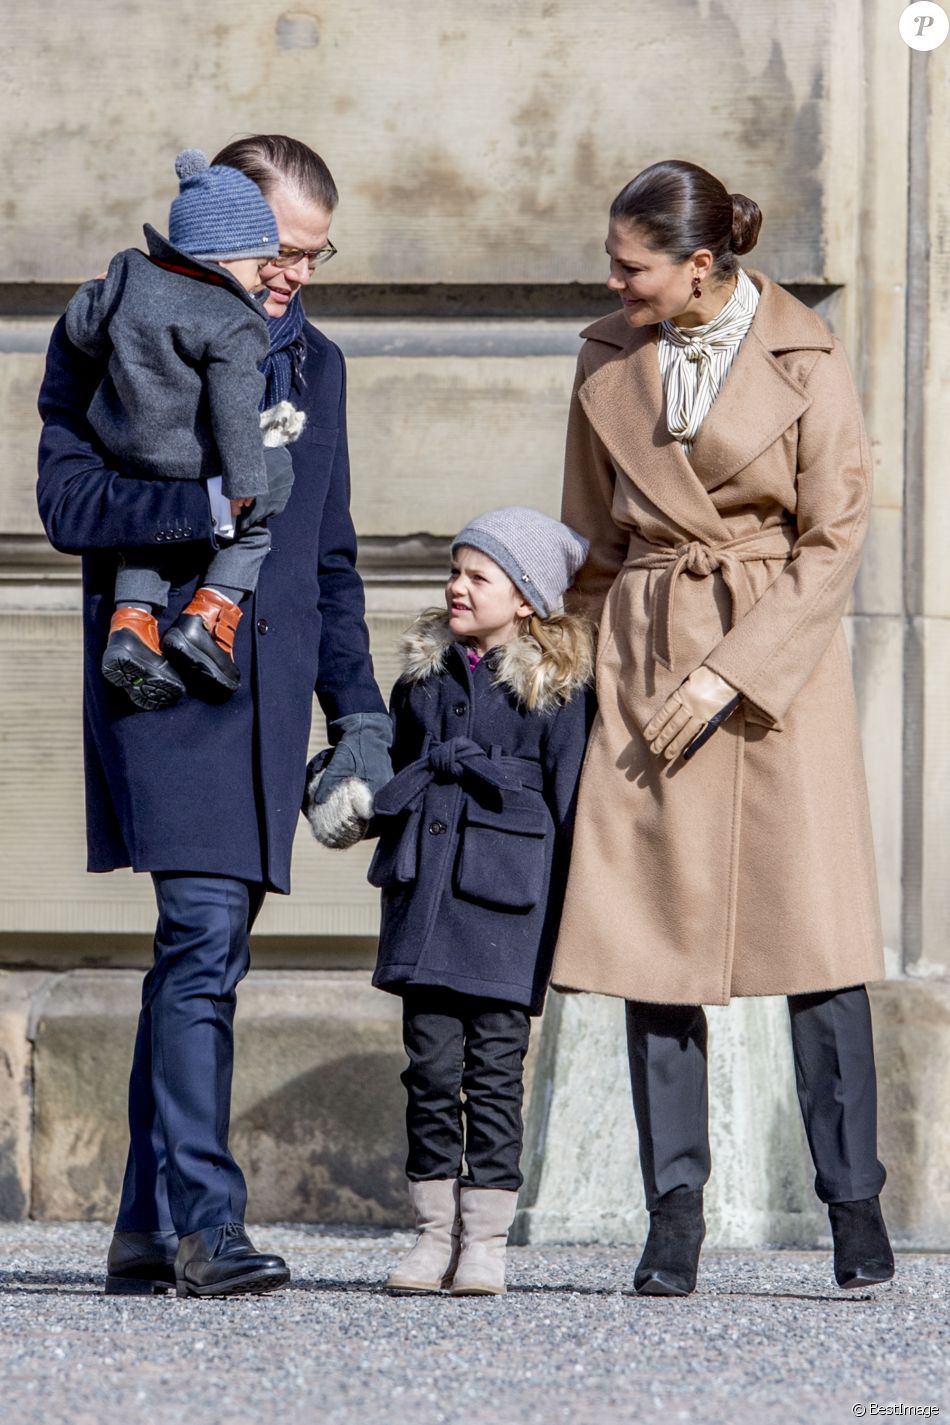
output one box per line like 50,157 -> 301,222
65,225 -> 270,500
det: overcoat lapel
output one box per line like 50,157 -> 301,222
687,331 -> 810,491
578,326 -> 730,545
578,272 -> 836,510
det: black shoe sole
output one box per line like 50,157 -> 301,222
161,627 -> 240,700
102,651 -> 185,711
836,1265 -> 895,1290
105,1274 -> 175,1296
634,1270 -> 695,1297
175,1266 -> 291,1299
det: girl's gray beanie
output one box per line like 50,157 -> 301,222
451,506 -> 590,618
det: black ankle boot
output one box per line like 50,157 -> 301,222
175,1222 -> 290,1298
828,1195 -> 895,1289
634,1187 -> 705,1297
105,1230 -> 179,1295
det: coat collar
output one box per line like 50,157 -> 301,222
577,272 -> 833,514
142,224 -> 268,320
578,272 -> 833,354
399,610 -> 589,712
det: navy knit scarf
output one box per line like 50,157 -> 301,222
260,293 -> 307,408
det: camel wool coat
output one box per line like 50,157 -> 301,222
551,271 -> 885,1006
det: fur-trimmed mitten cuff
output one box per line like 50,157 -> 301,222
305,771 -> 374,849
304,713 -> 394,850
260,400 -> 307,447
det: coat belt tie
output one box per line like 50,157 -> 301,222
374,736 -> 544,818
624,526 -> 795,673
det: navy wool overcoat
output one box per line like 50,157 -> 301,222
37,312 -> 385,893
369,612 -> 596,1014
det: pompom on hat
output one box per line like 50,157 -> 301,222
451,507 -> 590,618
167,148 -> 279,262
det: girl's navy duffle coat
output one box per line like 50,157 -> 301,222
369,611 -> 596,1015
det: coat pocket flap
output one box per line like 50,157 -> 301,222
463,804 -> 548,838
456,801 -> 549,911
367,808 -> 420,888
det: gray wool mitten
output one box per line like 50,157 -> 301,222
305,712 -> 394,850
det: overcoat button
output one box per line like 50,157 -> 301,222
428,820 -> 447,835
257,618 -> 269,635
453,703 -> 467,716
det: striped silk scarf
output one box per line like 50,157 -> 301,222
658,267 -> 759,452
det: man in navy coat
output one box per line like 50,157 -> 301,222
36,135 -> 391,1298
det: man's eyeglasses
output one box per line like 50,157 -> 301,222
268,240 -> 337,272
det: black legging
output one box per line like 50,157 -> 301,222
400,986 -> 531,1191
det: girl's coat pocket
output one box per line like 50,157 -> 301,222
455,802 -> 548,911
368,808 -> 421,888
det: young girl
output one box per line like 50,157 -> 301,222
312,507 -> 595,1295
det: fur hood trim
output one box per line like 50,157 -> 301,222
399,609 -> 592,712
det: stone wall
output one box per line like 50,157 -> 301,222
1,0 -> 948,1245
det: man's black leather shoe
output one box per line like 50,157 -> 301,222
175,1222 -> 290,1298
105,1230 -> 179,1295
634,1187 -> 706,1297
829,1195 -> 895,1289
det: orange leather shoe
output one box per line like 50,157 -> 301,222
101,608 -> 186,711
161,588 -> 243,697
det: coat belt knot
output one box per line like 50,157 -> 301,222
624,526 -> 795,674
374,737 -> 543,818
680,540 -> 721,577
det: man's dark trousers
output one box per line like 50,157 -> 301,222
114,873 -> 263,1236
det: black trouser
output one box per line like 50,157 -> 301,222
400,987 -> 531,1191
625,986 -> 887,1211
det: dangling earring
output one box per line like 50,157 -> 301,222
691,277 -> 702,299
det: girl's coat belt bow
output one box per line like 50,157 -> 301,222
373,737 -> 544,818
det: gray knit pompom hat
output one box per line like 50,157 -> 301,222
451,507 -> 590,618
168,149 -> 280,262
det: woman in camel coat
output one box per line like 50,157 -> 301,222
552,160 -> 894,1297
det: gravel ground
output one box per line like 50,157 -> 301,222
0,1223 -> 946,1425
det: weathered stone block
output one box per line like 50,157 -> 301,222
31,972 -> 138,1220
0,353 -> 48,538
346,354 -> 576,536
870,979 -> 950,1248
0,611 -> 399,938
30,970 -> 409,1223
854,506 -> 902,619
0,971 -> 51,1219
1,339 -> 577,545
917,617 -> 950,978
2,1 -> 857,284
30,969 -> 544,1225
847,613 -> 902,965
518,993 -> 824,1249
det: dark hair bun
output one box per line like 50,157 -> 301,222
730,193 -> 762,254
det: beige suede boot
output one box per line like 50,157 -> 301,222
449,1187 -> 519,1297
385,1178 -> 461,1293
